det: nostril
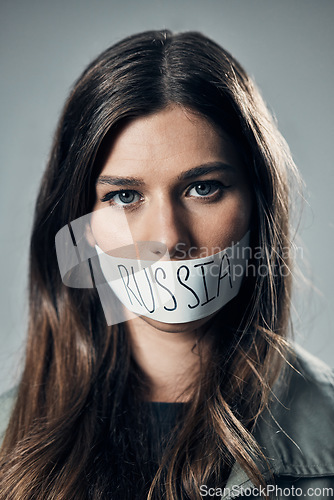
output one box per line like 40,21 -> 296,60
152,248 -> 163,256
137,241 -> 168,261
168,241 -> 191,261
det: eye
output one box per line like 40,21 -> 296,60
186,180 -> 225,199
101,190 -> 142,207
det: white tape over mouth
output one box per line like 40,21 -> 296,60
95,231 -> 250,324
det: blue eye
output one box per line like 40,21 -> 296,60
101,190 -> 141,206
187,181 -> 223,198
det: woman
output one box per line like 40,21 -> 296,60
0,30 -> 333,499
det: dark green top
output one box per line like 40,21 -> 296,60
142,401 -> 186,464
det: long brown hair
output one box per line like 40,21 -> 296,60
0,30 -> 301,499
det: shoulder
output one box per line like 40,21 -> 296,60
0,385 -> 17,445
223,345 -> 334,499
254,343 -> 334,478
288,343 -> 334,390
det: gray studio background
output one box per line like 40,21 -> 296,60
1,0 -> 333,395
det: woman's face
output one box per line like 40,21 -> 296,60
90,105 -> 253,331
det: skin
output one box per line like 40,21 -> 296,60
90,105 -> 253,402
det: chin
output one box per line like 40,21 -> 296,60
136,312 -> 218,334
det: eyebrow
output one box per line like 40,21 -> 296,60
178,162 -> 235,181
97,176 -> 144,187
96,162 -> 235,187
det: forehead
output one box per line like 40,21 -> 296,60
98,105 -> 245,177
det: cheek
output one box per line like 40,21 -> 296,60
88,207 -> 136,252
221,198 -> 252,243
192,192 -> 252,250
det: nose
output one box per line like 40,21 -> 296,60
131,196 -> 191,259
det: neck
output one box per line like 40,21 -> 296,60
126,317 -> 212,403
